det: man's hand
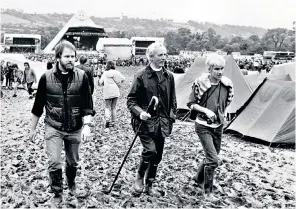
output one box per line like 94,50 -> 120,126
140,111 -> 151,121
81,125 -> 92,140
29,129 -> 37,141
204,109 -> 217,121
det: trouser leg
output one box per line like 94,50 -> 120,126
64,128 -> 81,195
45,125 -> 64,195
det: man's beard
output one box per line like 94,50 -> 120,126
60,62 -> 74,72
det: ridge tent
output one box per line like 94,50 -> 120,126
225,79 -> 295,144
176,56 -> 252,114
244,73 -> 292,92
175,57 -> 207,110
223,56 -> 252,114
270,62 -> 295,81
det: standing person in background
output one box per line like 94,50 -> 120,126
99,60 -> 125,130
29,40 -> 95,206
127,42 -> 177,196
12,64 -> 25,97
1,60 -> 6,97
76,55 -> 94,95
47,60 -> 53,70
4,61 -> 10,89
23,62 -> 37,99
6,62 -> 14,90
187,54 -> 234,201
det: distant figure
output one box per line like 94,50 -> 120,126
6,62 -> 14,89
23,62 -> 37,99
99,61 -> 125,129
47,61 -> 53,70
76,55 -> 94,95
12,64 -> 25,97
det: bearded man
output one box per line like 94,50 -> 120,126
29,40 -> 95,204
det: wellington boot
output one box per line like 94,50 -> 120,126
134,174 -> 144,193
50,193 -> 63,207
144,179 -> 161,197
134,159 -> 149,195
204,193 -> 219,203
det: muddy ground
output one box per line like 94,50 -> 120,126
1,66 -> 295,208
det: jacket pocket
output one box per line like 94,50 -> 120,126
69,107 -> 82,129
131,117 -> 155,135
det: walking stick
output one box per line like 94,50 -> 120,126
103,96 -> 159,194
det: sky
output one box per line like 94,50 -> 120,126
1,0 -> 296,29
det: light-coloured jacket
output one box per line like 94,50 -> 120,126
99,70 -> 125,99
24,68 -> 37,84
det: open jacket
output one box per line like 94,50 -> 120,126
187,73 -> 234,126
127,65 -> 177,137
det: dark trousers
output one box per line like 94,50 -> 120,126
194,123 -> 223,182
27,82 -> 34,95
139,126 -> 165,165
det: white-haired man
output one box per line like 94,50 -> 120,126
127,42 -> 177,196
187,54 -> 234,201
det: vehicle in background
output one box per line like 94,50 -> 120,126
263,51 -> 295,63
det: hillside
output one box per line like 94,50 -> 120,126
1,10 -> 267,38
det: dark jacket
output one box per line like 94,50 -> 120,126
32,63 -> 95,132
127,65 -> 177,137
76,64 -> 94,94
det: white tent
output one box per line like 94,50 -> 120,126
271,62 -> 295,81
226,79 -> 295,144
96,38 -> 132,60
44,11 -> 106,53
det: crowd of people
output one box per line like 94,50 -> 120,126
235,57 -> 292,73
22,52 -> 195,74
1,60 -> 37,98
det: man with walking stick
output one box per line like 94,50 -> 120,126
127,42 -> 177,196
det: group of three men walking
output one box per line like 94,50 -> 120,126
29,40 -> 233,204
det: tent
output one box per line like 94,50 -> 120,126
223,56 -> 252,114
244,73 -> 292,92
44,11 -> 106,53
96,38 -> 132,60
271,62 -> 295,81
176,56 -> 252,114
175,57 -> 207,110
226,79 -> 295,144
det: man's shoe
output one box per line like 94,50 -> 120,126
144,183 -> 161,197
68,184 -> 76,196
12,94 -> 17,97
51,193 -> 63,206
192,175 -> 204,189
204,193 -> 219,202
134,174 -> 144,193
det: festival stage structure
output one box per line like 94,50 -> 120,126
44,11 -> 107,54
3,34 -> 41,53
131,37 -> 164,56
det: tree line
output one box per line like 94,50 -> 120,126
162,27 -> 295,55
